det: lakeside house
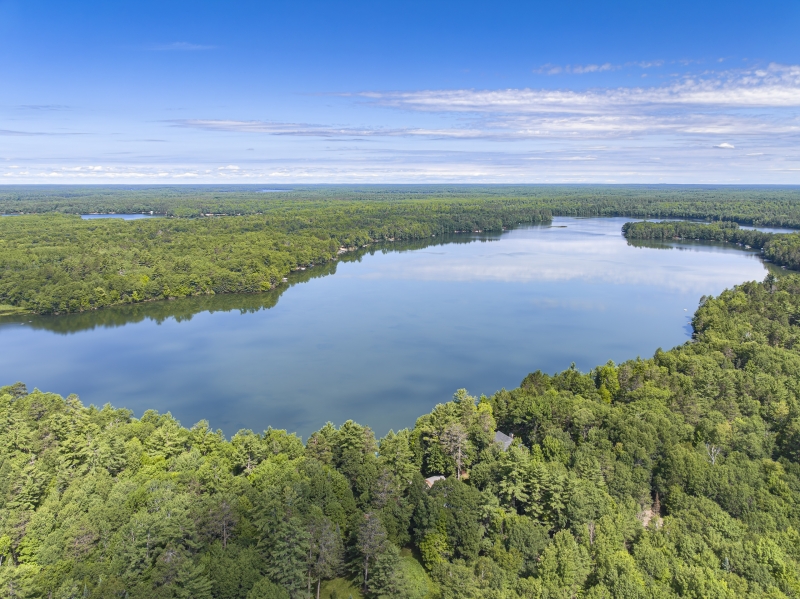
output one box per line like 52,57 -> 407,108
424,475 -> 445,488
494,431 -> 513,451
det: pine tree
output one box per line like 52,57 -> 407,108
264,517 -> 310,599
368,543 -> 400,598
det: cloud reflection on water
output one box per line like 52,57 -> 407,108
347,220 -> 766,295
0,217 -> 772,438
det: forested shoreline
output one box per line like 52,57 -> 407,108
0,203 -> 549,315
4,186 -> 800,315
622,220 -> 800,271
2,273 -> 800,598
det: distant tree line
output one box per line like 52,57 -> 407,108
3,185 -> 800,226
2,273 -> 800,598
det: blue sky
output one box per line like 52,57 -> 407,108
2,0 -> 800,183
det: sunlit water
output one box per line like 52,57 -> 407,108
0,218 -> 772,438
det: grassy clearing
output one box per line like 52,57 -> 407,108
319,577 -> 364,599
317,551 -> 431,599
0,304 -> 28,316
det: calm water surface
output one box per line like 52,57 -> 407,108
81,214 -> 157,220
739,224 -> 798,234
0,217 -> 771,437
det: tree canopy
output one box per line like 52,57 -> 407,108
3,185 -> 800,226
2,272 -> 800,598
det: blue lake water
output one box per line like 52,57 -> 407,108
0,217 -> 773,438
739,224 -> 798,234
81,214 -> 158,220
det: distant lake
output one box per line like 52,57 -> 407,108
81,214 -> 158,220
0,218 -> 775,438
739,224 -> 798,234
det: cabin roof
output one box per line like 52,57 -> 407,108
424,475 -> 446,488
494,431 -> 513,450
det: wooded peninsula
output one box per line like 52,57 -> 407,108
1,186 -> 800,599
623,221 -> 800,270
3,185 -> 800,315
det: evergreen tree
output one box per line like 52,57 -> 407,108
264,518 -> 310,599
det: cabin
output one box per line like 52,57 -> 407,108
494,431 -> 514,451
424,475 -> 445,489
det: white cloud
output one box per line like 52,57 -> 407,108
0,128 -> 83,136
533,64 -> 563,75
570,63 -> 615,74
1,154 -> 796,184
629,60 -> 665,69
176,119 -> 382,137
364,64 -> 800,112
172,119 -> 494,139
7,64 -> 800,184
536,62 -> 616,75
714,143 -> 735,149
173,110 -> 800,141
318,64 -> 800,141
166,64 -> 800,145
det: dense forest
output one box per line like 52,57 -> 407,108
2,272 -> 800,598
622,221 -> 800,271
3,185 -> 800,226
0,203 -> 548,314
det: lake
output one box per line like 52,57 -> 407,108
738,224 -> 798,234
81,214 -> 157,220
0,217 -> 774,438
